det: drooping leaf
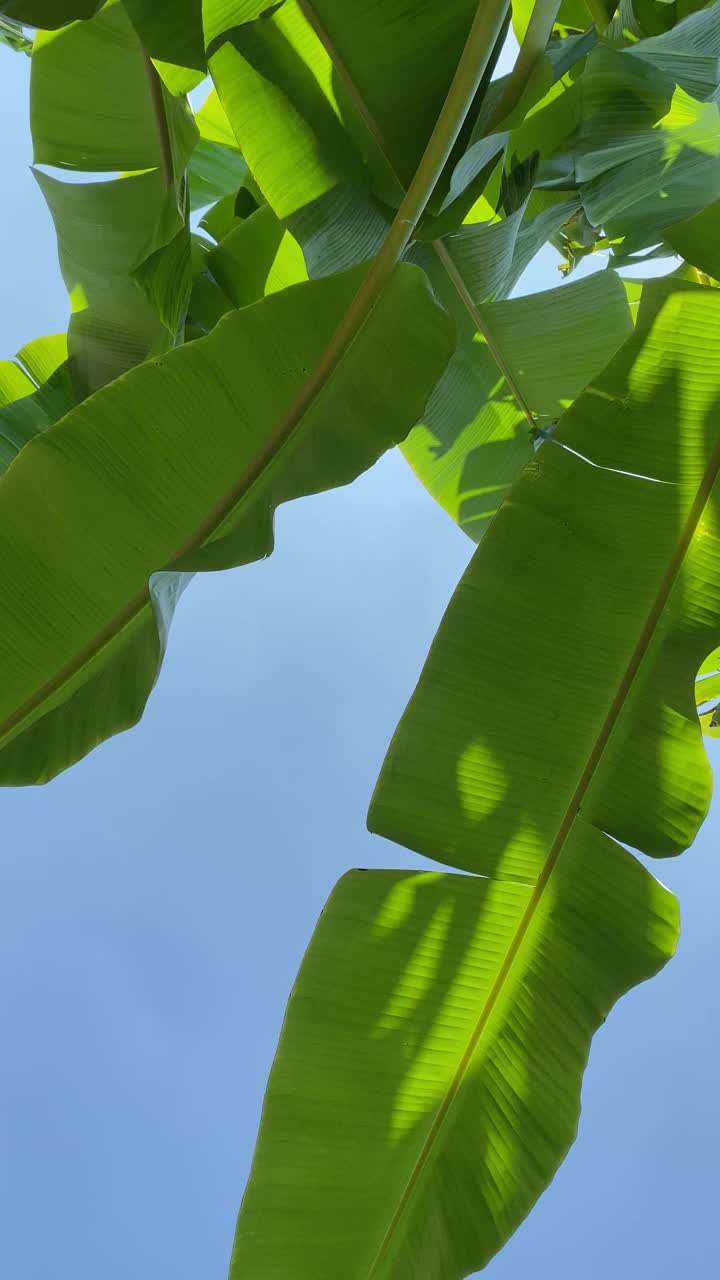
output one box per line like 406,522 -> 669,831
30,0 -> 195,173
230,855 -> 676,1280
30,0 -> 197,390
626,1 -> 720,99
0,264 -> 452,784
576,44 -> 720,252
34,168 -> 190,391
282,275 -> 720,1276
401,261 -> 632,541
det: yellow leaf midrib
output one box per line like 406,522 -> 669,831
366,347 -> 720,1275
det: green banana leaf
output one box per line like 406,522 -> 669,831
30,0 -> 195,173
188,136 -> 247,210
204,0 -> 596,538
194,84 -> 241,150
0,263 -> 452,784
123,0 -> 206,95
0,333 -> 75,474
30,0 -> 197,391
576,43 -> 720,253
370,277 -> 720,875
402,264 -> 632,541
205,0 -> 479,195
231,856 -> 676,1279
258,273 -> 720,1277
185,235 -> 235,334
625,1 -> 720,99
206,204 -> 307,305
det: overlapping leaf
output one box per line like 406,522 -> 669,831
123,0 -> 207,95
264,276 -> 719,1276
575,14 -> 720,254
371,280 -> 720,874
30,0 -> 197,391
203,0 -> 600,539
402,257 -> 632,540
0,333 -> 75,474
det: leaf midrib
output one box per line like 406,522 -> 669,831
297,0 -> 536,428
365,366 -> 720,1275
0,0 -> 510,754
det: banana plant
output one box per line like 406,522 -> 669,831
1,0 -> 720,1277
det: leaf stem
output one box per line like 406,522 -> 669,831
173,0 -> 512,559
143,53 -> 173,189
484,0 -> 562,133
0,0 -> 512,757
315,0 -> 512,335
432,240 -> 536,428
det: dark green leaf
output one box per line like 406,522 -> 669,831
0,264 -> 452,783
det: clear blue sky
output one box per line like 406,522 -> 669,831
1,45 -> 719,1280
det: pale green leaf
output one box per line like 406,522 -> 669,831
123,0 -> 206,95
31,0 -> 195,173
371,280 -> 720,880
206,204 -> 306,306
576,45 -> 720,250
231,848 -> 676,1278
402,265 -> 632,541
30,0 -> 197,390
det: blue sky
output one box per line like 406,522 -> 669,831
1,43 -> 719,1280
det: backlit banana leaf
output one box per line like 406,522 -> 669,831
204,0 -> 593,537
30,0 -> 195,172
231,856 -> 676,1279
402,263 -> 632,541
0,333 -> 75,474
371,279 -> 720,876
206,204 -> 307,306
30,0 -> 197,390
576,41 -> 720,253
0,263 -> 452,784
263,274 -> 720,1278
205,0 -> 479,198
123,0 -> 206,95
